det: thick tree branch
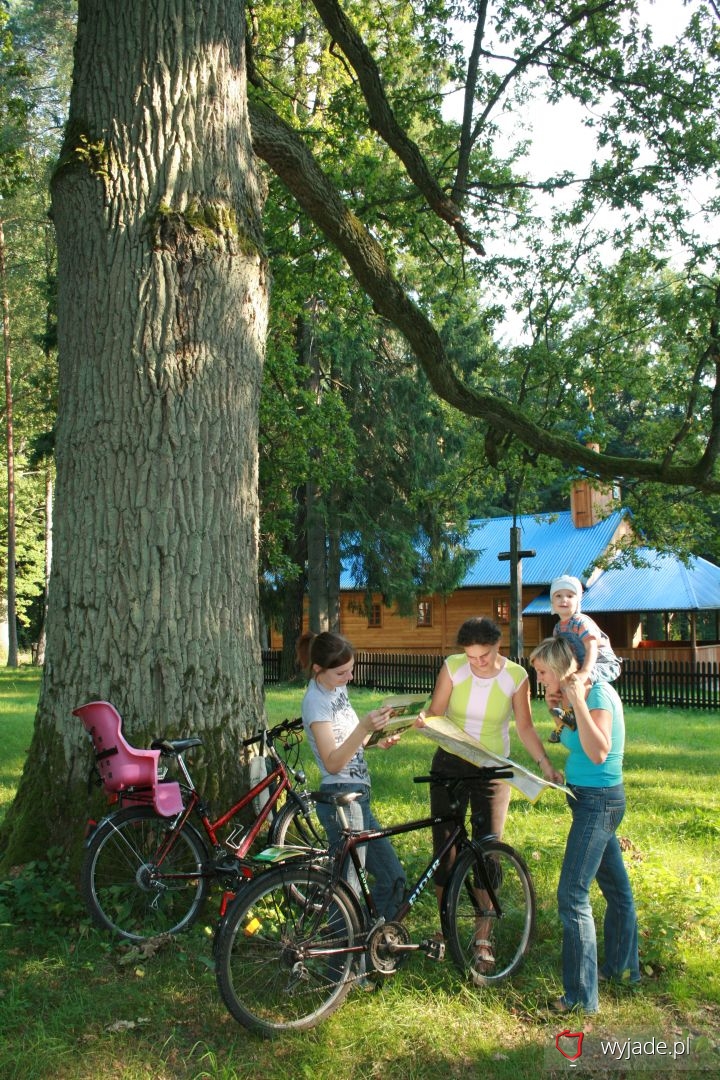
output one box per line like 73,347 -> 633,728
310,0 -> 485,255
249,99 -> 720,494
452,0 -> 489,204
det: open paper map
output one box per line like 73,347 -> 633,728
365,694 -> 429,747
418,715 -> 572,803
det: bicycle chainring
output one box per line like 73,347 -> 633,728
367,921 -> 411,975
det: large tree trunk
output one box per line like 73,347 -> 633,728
1,0 -> 268,863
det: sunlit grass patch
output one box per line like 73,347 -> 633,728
0,668 -> 41,826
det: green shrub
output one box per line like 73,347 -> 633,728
0,847 -> 86,931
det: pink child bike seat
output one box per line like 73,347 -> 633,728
74,700 -> 183,817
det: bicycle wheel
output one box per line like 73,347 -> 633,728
215,863 -> 362,1035
81,805 -> 211,942
442,840 -> 535,986
269,794 -> 328,851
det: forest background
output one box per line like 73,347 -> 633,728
0,0 -> 719,861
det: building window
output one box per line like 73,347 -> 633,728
417,600 -> 433,627
367,603 -> 382,628
494,597 -> 510,623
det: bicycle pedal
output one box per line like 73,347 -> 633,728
420,937 -> 445,961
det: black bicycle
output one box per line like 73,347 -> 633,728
214,769 -> 536,1035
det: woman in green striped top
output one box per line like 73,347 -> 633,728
421,617 -> 562,970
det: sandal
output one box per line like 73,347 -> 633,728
471,936 -> 495,973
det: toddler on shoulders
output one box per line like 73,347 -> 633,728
550,575 -> 622,686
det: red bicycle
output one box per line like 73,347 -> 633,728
77,701 -> 324,943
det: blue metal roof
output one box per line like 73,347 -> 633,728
339,511 -> 720,612
523,547 -> 720,614
458,511 -> 625,588
339,510 -> 625,590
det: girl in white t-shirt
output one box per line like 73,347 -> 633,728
297,632 -> 406,930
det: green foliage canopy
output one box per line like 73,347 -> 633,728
249,0 -> 720,513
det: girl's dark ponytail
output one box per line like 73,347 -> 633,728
295,631 -> 354,675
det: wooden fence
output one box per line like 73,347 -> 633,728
261,650 -> 720,711
614,658 -> 720,710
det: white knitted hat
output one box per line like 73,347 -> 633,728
550,575 -> 583,609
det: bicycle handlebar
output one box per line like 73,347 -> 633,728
241,716 -> 304,749
152,717 -> 304,758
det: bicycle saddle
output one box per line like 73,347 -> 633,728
311,790 -> 364,806
151,737 -> 203,755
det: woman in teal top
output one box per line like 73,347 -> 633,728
422,617 -> 561,972
530,636 -> 640,1014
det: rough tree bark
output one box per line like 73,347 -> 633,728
1,0 -> 268,863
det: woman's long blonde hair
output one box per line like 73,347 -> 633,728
529,637 -> 577,678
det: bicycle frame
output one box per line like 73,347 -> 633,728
143,751 -> 287,876
90,721 -> 311,890
277,811 -> 472,968
330,809 -> 495,928
318,771 -> 512,929
167,740 -> 296,864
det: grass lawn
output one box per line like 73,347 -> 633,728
0,668 -> 718,1079
0,667 -> 42,828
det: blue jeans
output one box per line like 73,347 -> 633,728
316,785 -> 406,921
557,784 -> 640,1012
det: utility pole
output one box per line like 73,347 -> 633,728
498,526 -> 536,658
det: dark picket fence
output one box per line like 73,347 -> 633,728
261,650 -> 720,711
614,658 -> 720,710
261,648 -> 283,685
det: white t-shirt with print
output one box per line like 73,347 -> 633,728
302,678 -> 371,789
